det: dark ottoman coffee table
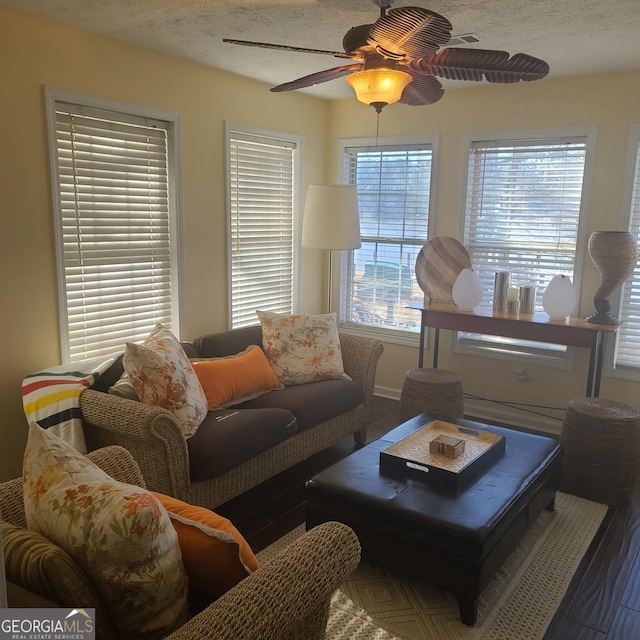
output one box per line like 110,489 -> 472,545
305,414 -> 562,625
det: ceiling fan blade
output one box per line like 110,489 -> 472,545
399,72 -> 444,106
368,7 -> 452,60
270,64 -> 363,92
223,38 -> 355,60
409,48 -> 550,83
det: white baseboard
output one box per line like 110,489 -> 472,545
374,386 -> 563,436
374,385 -> 401,401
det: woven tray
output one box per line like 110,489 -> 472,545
380,420 -> 506,489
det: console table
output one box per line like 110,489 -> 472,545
411,302 -> 620,397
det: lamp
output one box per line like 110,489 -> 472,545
302,184 -> 361,312
345,58 -> 412,113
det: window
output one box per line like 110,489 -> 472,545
226,125 -> 302,329
339,137 -> 436,339
46,89 -> 181,363
459,130 -> 593,360
615,127 -> 640,374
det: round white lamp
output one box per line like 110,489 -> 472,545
452,268 -> 483,310
542,274 -> 576,320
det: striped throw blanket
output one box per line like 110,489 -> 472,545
22,354 -> 120,453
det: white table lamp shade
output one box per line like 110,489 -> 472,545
302,185 -> 361,250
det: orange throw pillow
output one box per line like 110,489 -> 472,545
152,492 -> 260,601
191,345 -> 281,410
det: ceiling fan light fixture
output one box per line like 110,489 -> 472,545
345,68 -> 412,112
227,4 -> 549,108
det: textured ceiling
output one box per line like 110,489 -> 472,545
4,0 -> 640,99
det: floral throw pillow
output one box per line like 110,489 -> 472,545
123,323 -> 208,437
256,311 -> 350,386
22,423 -> 189,640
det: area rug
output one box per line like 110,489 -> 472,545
258,492 -> 607,640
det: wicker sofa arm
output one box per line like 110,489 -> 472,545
339,333 -> 383,385
80,389 -> 192,500
340,332 -> 384,416
86,445 -> 147,488
165,521 -> 361,640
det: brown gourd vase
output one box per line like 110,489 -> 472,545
585,231 -> 638,324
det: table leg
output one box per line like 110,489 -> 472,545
418,323 -> 426,368
586,331 -> 605,398
593,331 -> 605,398
457,593 -> 479,626
586,333 -> 598,397
433,327 -> 440,369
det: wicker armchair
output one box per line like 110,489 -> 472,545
1,445 -> 361,640
81,332 -> 383,509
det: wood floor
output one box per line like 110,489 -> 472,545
215,396 -> 640,639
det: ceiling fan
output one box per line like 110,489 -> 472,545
224,0 -> 549,113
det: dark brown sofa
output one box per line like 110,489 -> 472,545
81,325 -> 383,509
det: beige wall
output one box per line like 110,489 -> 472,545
0,8 -> 328,480
2,6 -> 639,481
327,72 -> 640,432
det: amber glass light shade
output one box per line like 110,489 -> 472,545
346,69 -> 412,111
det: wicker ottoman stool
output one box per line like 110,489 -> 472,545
561,397 -> 640,504
399,368 -> 464,423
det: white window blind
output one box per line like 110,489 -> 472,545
228,129 -> 298,328
342,143 -> 433,334
461,136 -> 588,357
615,138 -> 640,369
52,101 -> 175,361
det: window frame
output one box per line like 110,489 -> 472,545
609,123 -> 640,380
453,126 -> 596,367
225,123 -> 303,329
45,87 -> 183,363
336,135 -> 438,346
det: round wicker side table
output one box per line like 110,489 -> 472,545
399,368 -> 464,423
560,397 -> 640,505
